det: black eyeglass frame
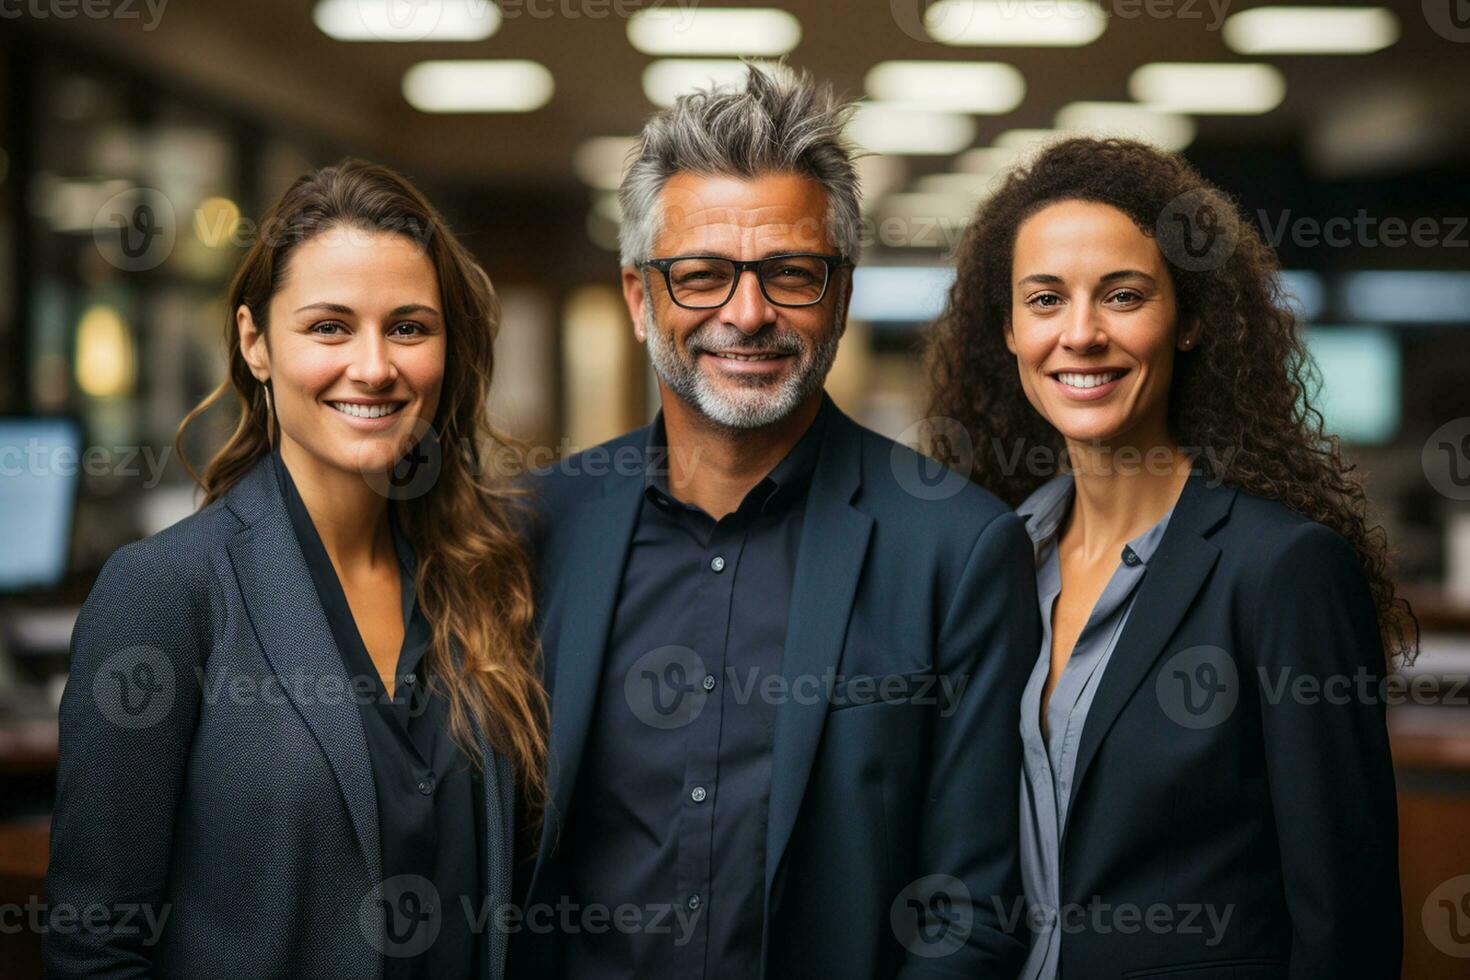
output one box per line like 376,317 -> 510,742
638,252 -> 852,310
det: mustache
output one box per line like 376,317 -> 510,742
685,327 -> 805,356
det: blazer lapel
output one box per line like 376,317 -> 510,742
764,410 -> 873,896
1066,475 -> 1236,826
222,458 -> 382,883
534,468 -> 645,874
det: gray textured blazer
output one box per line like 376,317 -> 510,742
46,454 -> 515,980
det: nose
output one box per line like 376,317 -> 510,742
1058,301 -> 1108,355
719,266 -> 778,337
345,330 -> 398,388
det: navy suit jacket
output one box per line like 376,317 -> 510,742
512,399 -> 1039,979
1048,474 -> 1401,979
47,454 -> 516,980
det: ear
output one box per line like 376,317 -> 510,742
622,266 -> 650,343
237,305 -> 270,381
1176,319 -> 1199,351
1003,317 -> 1018,356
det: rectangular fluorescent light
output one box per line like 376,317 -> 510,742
1280,270 -> 1326,321
1343,271 -> 1470,324
993,128 -> 1062,152
850,267 -> 957,321
956,146 -> 1022,177
865,61 -> 1024,114
1055,102 -> 1196,151
849,103 -> 976,155
925,0 -> 1106,46
642,59 -> 754,107
1130,63 -> 1285,115
914,172 -> 999,197
574,137 -> 640,191
402,61 -> 554,113
314,0 -> 499,41
1302,326 -> 1400,444
1225,6 -> 1399,54
628,7 -> 800,56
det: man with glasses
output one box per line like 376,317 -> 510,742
515,64 -> 1037,980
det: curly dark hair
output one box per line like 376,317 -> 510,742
923,137 -> 1417,666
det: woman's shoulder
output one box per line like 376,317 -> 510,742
85,495 -> 239,617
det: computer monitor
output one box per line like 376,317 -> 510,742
0,417 -> 82,593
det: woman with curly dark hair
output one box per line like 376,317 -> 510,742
925,137 -> 1414,980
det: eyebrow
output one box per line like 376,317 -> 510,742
1016,269 -> 1157,287
293,302 -> 441,318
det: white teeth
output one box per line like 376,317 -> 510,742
712,352 -> 784,361
1057,371 -> 1122,389
328,401 -> 404,419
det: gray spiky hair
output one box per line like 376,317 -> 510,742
617,61 -> 863,268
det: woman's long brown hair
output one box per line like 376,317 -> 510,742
924,137 -> 1417,667
176,159 -> 548,808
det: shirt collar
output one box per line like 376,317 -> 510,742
643,395 -> 829,518
1016,472 -> 1175,568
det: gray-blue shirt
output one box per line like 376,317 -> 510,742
1015,474 -> 1175,980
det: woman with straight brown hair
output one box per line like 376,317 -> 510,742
47,159 -> 545,980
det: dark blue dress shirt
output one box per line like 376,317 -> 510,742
560,402 -> 827,980
273,448 -> 484,980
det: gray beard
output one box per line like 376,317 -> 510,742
642,301 -> 844,430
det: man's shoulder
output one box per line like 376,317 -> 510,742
847,416 -> 1012,537
526,425 -> 651,514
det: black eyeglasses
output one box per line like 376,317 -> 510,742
639,253 -> 851,310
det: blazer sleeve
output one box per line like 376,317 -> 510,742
46,539 -> 209,979
898,509 -> 1037,980
1252,521 -> 1402,979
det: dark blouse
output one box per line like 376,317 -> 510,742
272,448 -> 484,980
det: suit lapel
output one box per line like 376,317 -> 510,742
535,468 -> 645,874
223,458 -> 382,882
764,410 -> 872,896
1066,475 -> 1235,825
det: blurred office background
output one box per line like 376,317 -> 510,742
2,1 -> 1469,974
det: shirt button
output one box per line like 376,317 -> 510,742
691,786 -> 707,803
404,672 -> 418,686
417,775 -> 435,796
710,555 -> 726,573
1122,548 -> 1141,567
702,674 -> 717,692
687,895 -> 701,911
